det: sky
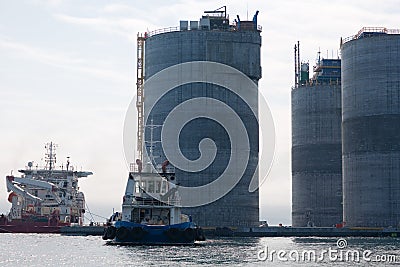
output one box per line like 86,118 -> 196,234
0,0 -> 399,225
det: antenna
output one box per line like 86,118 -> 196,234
246,3 -> 248,20
148,119 -> 161,162
317,48 -> 321,64
45,142 -> 57,171
294,43 -> 298,87
66,156 -> 70,171
150,118 -> 154,165
297,41 -> 300,85
144,118 -> 163,172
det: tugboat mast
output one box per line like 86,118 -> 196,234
144,118 -> 162,172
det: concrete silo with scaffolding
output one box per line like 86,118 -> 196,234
291,43 -> 343,227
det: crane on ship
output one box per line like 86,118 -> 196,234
136,33 -> 146,163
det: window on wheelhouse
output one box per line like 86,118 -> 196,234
161,180 -> 167,193
135,182 -> 140,193
147,181 -> 155,193
155,181 -> 161,193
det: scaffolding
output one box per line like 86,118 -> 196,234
136,34 -> 145,161
311,58 -> 341,84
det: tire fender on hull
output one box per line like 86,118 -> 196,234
131,227 -> 146,240
164,227 -> 182,241
103,226 -> 117,240
183,228 -> 195,241
116,226 -> 130,241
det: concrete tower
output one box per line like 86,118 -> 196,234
292,47 -> 343,227
143,7 -> 261,227
341,27 -> 400,227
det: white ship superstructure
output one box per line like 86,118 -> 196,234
5,142 -> 92,226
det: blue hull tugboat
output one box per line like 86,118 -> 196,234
102,160 -> 205,245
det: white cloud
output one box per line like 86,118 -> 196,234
53,13 -> 156,42
0,37 -> 130,83
30,0 -> 64,7
101,4 -> 138,15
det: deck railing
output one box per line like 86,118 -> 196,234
124,197 -> 180,206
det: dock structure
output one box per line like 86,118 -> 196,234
204,226 -> 400,238
60,225 -> 106,236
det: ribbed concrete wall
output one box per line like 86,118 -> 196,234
144,30 -> 261,227
292,84 -> 342,227
342,34 -> 400,227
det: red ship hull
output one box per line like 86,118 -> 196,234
0,224 -> 62,233
0,217 -> 69,233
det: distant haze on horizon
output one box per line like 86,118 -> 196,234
1,0 -> 398,225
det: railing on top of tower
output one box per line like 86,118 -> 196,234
145,8 -> 261,38
146,26 -> 179,37
341,27 -> 400,46
145,24 -> 262,38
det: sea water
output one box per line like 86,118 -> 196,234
0,234 -> 399,266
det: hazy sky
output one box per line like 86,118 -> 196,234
0,0 -> 398,225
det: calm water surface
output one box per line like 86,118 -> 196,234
0,234 -> 399,266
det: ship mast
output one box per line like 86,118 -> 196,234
145,118 -> 162,170
45,142 -> 57,171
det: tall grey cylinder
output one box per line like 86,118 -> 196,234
292,84 -> 343,227
144,29 -> 261,227
341,33 -> 400,227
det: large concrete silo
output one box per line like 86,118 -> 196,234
143,8 -> 262,227
292,53 -> 343,227
341,27 -> 400,227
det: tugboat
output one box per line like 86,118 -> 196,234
0,142 -> 93,233
102,158 -> 205,245
102,32 -> 205,244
